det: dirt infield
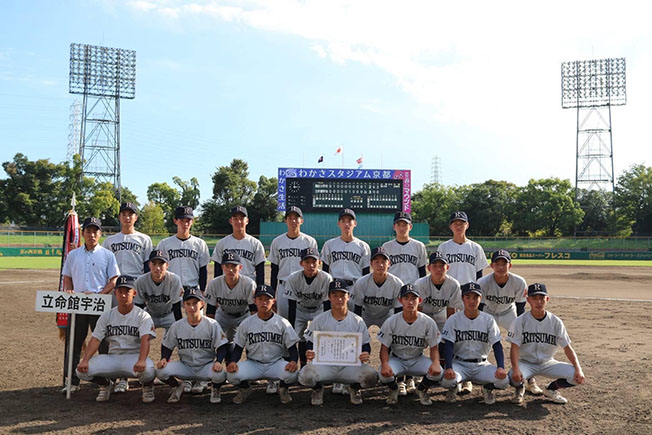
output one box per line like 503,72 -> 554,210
1,265 -> 651,434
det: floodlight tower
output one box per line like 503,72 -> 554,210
561,58 -> 626,200
67,101 -> 81,163
69,43 -> 136,201
431,156 -> 441,184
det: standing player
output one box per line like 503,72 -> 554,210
269,206 -> 318,319
440,282 -> 509,405
378,284 -> 443,405
286,247 -> 332,367
226,285 -> 300,405
437,210 -> 488,395
382,211 -> 427,285
156,288 -> 230,404
298,279 -> 378,406
75,275 -> 156,403
478,249 -> 543,396
211,206 -> 266,285
62,217 -> 120,393
508,283 -> 585,405
414,252 -> 462,333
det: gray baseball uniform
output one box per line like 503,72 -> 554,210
478,272 -> 527,330
353,273 -> 403,327
437,239 -> 488,284
285,269 -> 332,339
211,234 -> 266,281
205,274 -> 256,341
102,231 -> 153,277
157,235 -> 210,288
414,274 -> 463,331
134,271 -> 183,329
381,238 -> 427,284
320,236 -> 371,283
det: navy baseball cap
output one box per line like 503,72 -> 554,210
394,211 -> 412,223
174,206 -> 194,219
119,202 -> 138,214
429,251 -> 448,264
82,217 -> 102,231
449,211 -> 468,224
338,208 -> 356,220
115,275 -> 136,289
231,206 -> 248,217
329,278 -> 351,294
254,284 -> 275,298
148,249 -> 169,263
183,286 -> 204,302
527,283 -> 548,297
221,252 -> 241,265
491,249 -> 511,263
300,247 -> 320,261
400,283 -> 420,298
285,206 -> 303,218
461,282 -> 482,296
371,246 -> 389,260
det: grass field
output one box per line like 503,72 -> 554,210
0,257 -> 61,269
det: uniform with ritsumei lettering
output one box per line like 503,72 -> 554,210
353,272 -> 403,328
377,312 -> 443,383
157,235 -> 210,290
211,234 -> 266,282
226,313 -> 301,386
440,310 -> 509,390
381,238 -> 427,285
76,305 -> 156,384
320,237 -> 370,287
437,239 -> 488,285
478,272 -> 527,330
285,268 -> 332,338
414,274 -> 462,331
204,274 -> 256,341
156,316 -> 229,384
102,231 -> 153,278
134,271 -> 183,329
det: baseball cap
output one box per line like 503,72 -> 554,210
491,249 -> 512,263
285,206 -> 303,218
429,251 -> 448,264
231,206 -> 248,217
82,217 -> 102,231
183,286 -> 204,302
449,211 -> 468,224
371,246 -> 389,260
394,211 -> 412,224
115,275 -> 136,289
300,247 -> 320,261
148,249 -> 169,263
221,252 -> 241,265
461,282 -> 482,296
328,278 -> 351,294
338,208 -> 356,220
174,206 -> 194,219
527,283 -> 548,297
119,202 -> 138,214
254,284 -> 275,298
400,283 -> 420,298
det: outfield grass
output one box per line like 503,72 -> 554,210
0,257 -> 61,269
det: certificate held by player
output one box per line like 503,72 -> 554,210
312,331 -> 362,366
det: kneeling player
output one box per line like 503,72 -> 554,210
508,283 -> 585,405
440,282 -> 509,405
226,285 -> 300,404
156,288 -> 229,404
378,284 -> 443,405
76,275 -> 156,403
298,279 -> 378,406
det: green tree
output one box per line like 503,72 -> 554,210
249,175 -> 281,235
456,180 -> 519,236
147,182 -> 181,232
173,176 -> 200,210
411,183 -> 460,236
139,201 -> 167,235
614,164 -> 652,235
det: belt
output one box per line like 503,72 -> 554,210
225,311 -> 247,318
299,305 -> 320,312
454,356 -> 487,363
278,280 -> 286,285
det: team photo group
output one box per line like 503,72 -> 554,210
62,201 -> 585,407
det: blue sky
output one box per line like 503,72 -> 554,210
2,0 -> 651,207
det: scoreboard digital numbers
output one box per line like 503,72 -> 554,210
277,168 -> 411,213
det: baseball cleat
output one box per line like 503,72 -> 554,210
311,388 -> 324,406
233,387 -> 252,404
332,383 -> 345,395
266,380 -> 279,394
416,389 -> 432,405
182,380 -> 192,393
210,385 -> 222,404
386,389 -> 399,405
460,381 -> 473,394
278,386 -> 292,404
398,381 -> 408,396
96,381 -> 114,402
445,388 -> 457,403
482,387 -> 496,405
527,378 -> 544,395
511,385 -> 525,404
348,386 -> 363,405
191,380 -> 208,394
61,384 -> 81,395
113,379 -> 129,393
543,388 -> 568,404
406,378 -> 417,394
142,386 -> 155,403
167,384 -> 184,403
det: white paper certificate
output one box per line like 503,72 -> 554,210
312,331 -> 362,366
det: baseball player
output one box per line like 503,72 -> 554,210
211,206 -> 266,285
226,285 -> 300,405
62,216 -> 120,394
156,287 -> 230,404
269,206 -> 318,319
353,246 -> 404,328
286,247 -> 332,366
377,284 -> 443,405
414,252 -> 462,333
381,211 -> 427,285
508,283 -> 585,405
440,282 -> 509,405
436,210 -> 488,395
75,275 -> 156,403
298,279 -> 378,406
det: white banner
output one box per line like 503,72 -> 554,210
35,291 -> 112,315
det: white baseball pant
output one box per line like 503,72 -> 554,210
509,359 -> 577,387
156,361 -> 226,384
226,359 -> 298,385
299,363 -> 378,388
378,356 -> 443,384
76,354 -> 155,384
440,360 -> 509,390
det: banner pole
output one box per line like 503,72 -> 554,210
66,312 -> 76,400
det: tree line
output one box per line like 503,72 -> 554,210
1,153 -> 650,236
